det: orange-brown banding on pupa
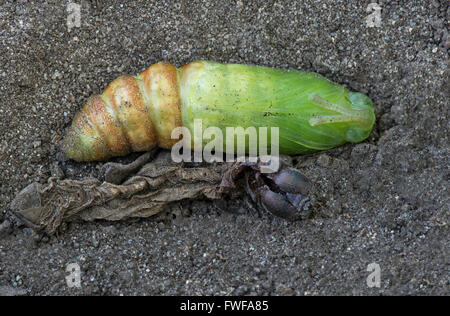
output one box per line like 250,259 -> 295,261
103,75 -> 157,152
140,62 -> 182,149
82,95 -> 130,156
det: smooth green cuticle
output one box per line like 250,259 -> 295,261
180,61 -> 376,154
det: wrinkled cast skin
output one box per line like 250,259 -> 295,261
63,61 -> 375,161
9,152 -> 312,235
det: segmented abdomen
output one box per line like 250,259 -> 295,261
63,63 -> 182,161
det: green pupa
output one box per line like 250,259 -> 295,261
63,61 -> 375,161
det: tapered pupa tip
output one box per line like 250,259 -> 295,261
62,128 -> 88,162
62,111 -> 112,162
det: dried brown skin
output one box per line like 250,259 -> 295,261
11,152 -> 226,235
10,152 -> 312,235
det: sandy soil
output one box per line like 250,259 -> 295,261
0,0 -> 448,295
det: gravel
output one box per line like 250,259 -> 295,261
0,0 -> 448,295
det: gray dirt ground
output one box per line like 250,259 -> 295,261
0,0 -> 448,295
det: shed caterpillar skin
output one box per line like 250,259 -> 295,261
63,61 -> 375,161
